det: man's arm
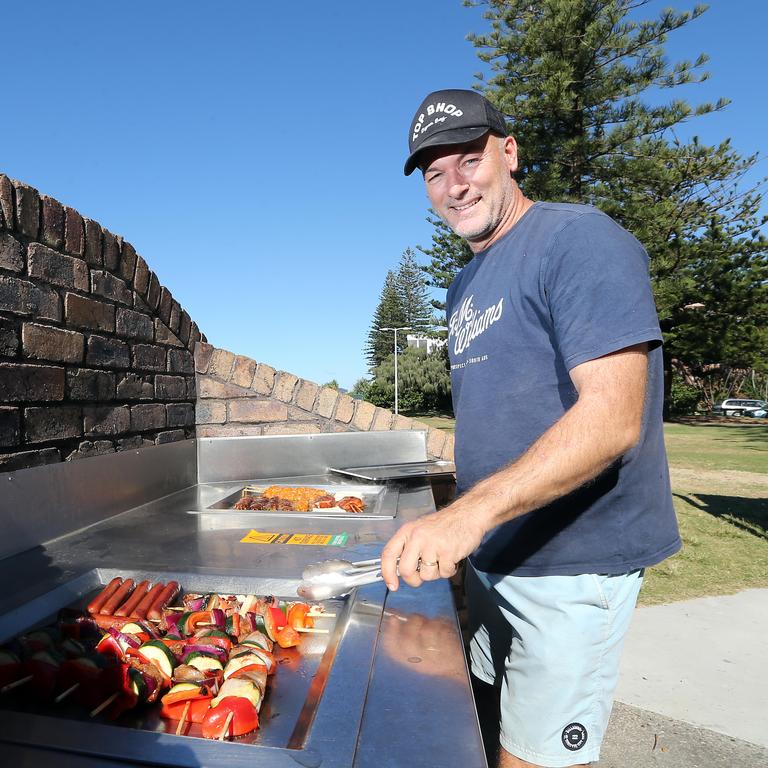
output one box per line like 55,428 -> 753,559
380,343 -> 650,590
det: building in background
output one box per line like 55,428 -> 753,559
406,334 -> 446,355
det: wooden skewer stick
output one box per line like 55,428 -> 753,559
90,692 -> 119,717
54,683 -> 80,703
307,610 -> 336,618
176,700 -> 191,736
1,675 -> 33,694
295,627 -> 330,634
219,711 -> 235,741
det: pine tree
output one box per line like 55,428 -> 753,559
469,0 -> 726,202
420,0 -> 766,378
396,248 -> 435,332
364,270 -> 408,371
420,214 -> 474,308
365,250 -> 440,371
597,135 -> 768,372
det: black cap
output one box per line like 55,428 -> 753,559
404,89 -> 507,176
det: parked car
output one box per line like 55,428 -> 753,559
714,398 -> 767,417
747,407 -> 768,418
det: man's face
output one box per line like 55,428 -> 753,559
421,133 -> 519,250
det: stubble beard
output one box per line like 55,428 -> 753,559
440,195 -> 506,245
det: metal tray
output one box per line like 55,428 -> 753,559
328,460 -> 456,482
194,482 -> 398,521
0,568 -> 384,767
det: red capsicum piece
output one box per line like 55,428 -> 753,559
95,633 -> 125,661
183,611 -> 216,636
0,651 -> 22,689
269,606 -> 286,630
97,663 -> 139,720
161,694 -> 213,723
161,684 -> 212,707
201,696 -> 258,739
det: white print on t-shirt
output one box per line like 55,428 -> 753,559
448,294 -> 504,355
450,353 -> 488,371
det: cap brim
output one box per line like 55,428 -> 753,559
403,126 -> 494,176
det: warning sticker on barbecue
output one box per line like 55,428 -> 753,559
240,529 -> 349,546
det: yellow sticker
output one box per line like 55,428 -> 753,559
240,530 -> 348,546
240,530 -> 281,544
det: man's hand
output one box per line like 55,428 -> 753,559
380,500 -> 486,590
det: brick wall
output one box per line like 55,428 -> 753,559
0,173 -> 454,471
194,343 -> 455,461
0,175 -> 201,471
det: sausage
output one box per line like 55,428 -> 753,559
100,578 -> 134,615
91,612 -> 138,631
147,581 -> 180,622
87,577 -> 123,615
134,582 -> 164,620
114,580 -> 149,617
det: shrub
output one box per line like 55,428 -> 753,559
669,376 -> 702,416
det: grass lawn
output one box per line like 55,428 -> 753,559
641,422 -> 768,605
413,414 -> 768,604
663,421 -> 768,474
411,413 -> 457,432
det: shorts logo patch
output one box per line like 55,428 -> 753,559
561,722 -> 588,751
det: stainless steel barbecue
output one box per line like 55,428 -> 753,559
0,431 -> 485,768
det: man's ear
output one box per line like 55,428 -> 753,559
502,135 -> 519,173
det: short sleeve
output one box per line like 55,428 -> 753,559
542,211 -> 662,370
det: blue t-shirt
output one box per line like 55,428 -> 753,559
446,202 -> 681,576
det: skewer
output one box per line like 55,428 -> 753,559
90,692 -> 119,717
0,675 -> 33,693
219,711 -> 235,741
54,683 -> 79,703
295,627 -> 329,634
176,700 -> 191,736
307,610 -> 336,618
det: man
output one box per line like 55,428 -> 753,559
380,89 -> 681,768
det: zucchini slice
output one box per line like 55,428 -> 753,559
138,640 -> 177,678
185,652 -> 224,673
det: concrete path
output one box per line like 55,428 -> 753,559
598,702 -> 768,768
612,589 -> 768,748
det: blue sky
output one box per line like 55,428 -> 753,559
2,1 -> 765,389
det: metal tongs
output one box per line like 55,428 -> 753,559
297,557 -> 386,600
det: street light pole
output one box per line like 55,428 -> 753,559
380,326 -> 411,415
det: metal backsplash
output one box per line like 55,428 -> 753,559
0,439 -> 197,562
197,430 -> 428,483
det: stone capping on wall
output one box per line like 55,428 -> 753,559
0,174 -> 205,471
194,343 -> 455,461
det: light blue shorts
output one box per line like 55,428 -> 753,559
466,562 -> 643,767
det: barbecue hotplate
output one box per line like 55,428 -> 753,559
0,568 -> 383,767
